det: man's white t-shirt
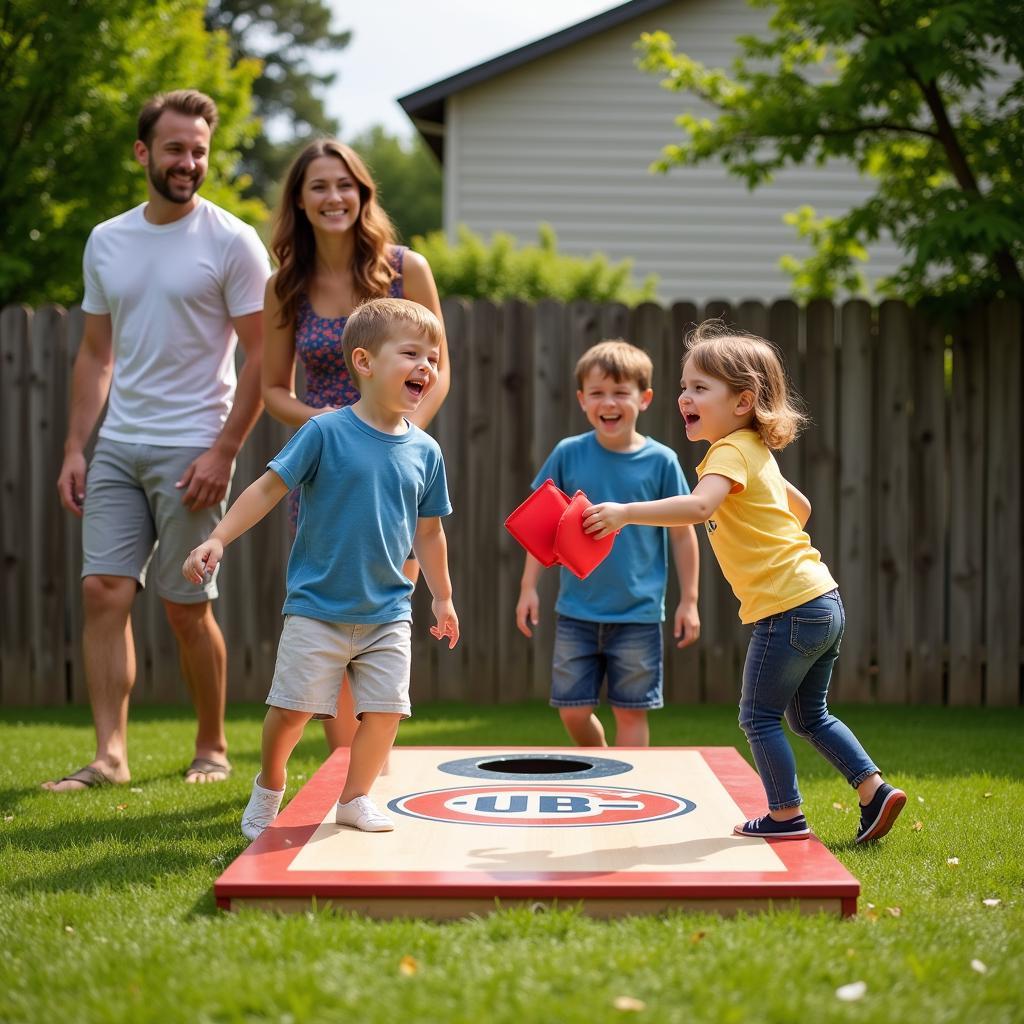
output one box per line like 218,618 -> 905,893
81,198 -> 271,447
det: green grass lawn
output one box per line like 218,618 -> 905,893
1,702 -> 1022,1024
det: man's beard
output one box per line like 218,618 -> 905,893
148,156 -> 204,204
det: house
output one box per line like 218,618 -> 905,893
398,0 -> 909,303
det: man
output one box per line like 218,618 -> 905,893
44,89 -> 271,791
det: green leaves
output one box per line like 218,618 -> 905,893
412,225 -> 658,304
636,0 -> 1024,307
0,0 -> 265,308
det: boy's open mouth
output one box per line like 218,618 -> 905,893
684,413 -> 700,426
405,379 -> 425,397
599,413 -> 622,424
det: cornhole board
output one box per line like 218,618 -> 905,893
215,747 -> 859,918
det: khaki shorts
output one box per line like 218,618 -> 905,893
82,438 -> 230,603
267,615 -> 412,720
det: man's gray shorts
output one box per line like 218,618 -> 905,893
267,615 -> 413,720
81,438 -> 231,603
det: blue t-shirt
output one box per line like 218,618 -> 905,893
532,432 -> 690,623
269,406 -> 451,624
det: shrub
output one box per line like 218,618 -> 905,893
412,223 -> 658,304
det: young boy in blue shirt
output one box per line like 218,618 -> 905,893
183,298 -> 458,840
515,340 -> 700,746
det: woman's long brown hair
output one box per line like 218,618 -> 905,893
270,139 -> 397,328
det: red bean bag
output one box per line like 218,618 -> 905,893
553,491 -> 616,579
503,479 -> 570,567
504,482 -> 617,578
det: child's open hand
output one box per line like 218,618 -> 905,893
430,597 -> 460,649
583,502 -> 628,540
182,538 -> 224,585
515,587 -> 539,638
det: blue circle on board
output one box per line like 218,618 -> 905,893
437,753 -> 634,782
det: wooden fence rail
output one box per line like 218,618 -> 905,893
1,298 -> 1020,708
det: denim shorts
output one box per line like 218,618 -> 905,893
550,615 -> 664,709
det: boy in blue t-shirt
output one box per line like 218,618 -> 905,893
515,340 -> 700,746
183,298 -> 458,840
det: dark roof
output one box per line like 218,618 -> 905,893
398,0 -> 675,160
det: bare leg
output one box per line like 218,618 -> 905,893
322,675 -> 358,750
43,575 -> 137,791
338,713 -> 402,803
611,707 -> 650,747
558,706 -> 607,747
163,599 -> 229,782
260,706 -> 312,791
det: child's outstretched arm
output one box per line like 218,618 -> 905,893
182,470 -> 289,583
784,479 -> 812,529
584,474 -> 734,539
669,525 -> 701,648
515,553 -> 544,638
412,516 -> 459,649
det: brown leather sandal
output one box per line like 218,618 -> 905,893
184,757 -> 232,782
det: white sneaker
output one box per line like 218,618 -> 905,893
241,773 -> 285,841
335,795 -> 394,832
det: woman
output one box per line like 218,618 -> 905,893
262,139 -> 450,748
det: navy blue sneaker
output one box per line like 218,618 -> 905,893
733,813 -> 810,840
855,783 -> 907,844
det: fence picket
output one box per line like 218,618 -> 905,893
836,301 -> 875,700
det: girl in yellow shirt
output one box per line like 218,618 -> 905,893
583,321 -> 905,843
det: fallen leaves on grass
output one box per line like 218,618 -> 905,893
982,898 -> 1001,908
911,821 -> 924,831
836,981 -> 866,1002
3,815 -> 13,822
690,931 -> 706,943
947,857 -> 960,866
613,996 -> 646,1012
399,956 -> 419,976
130,787 -> 143,794
971,960 -> 988,974
983,792 -> 993,799
886,907 -> 902,918
115,803 -> 128,812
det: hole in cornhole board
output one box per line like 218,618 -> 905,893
477,757 -> 595,774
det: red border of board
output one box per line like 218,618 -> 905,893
215,747 -> 859,915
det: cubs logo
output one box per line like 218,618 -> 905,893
388,785 -> 696,828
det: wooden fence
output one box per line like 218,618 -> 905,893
1,298 -> 1021,708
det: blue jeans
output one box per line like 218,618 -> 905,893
551,616 -> 664,709
739,589 -> 878,810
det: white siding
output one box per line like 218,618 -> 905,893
445,0 -> 905,302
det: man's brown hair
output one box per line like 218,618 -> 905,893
342,298 -> 443,388
138,89 -> 219,147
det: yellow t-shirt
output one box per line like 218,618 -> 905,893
696,428 -> 837,624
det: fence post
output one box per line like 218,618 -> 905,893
836,300 -> 876,700
983,299 -> 1022,706
1,305 -> 32,704
948,308 -> 987,704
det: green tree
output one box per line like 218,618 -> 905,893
1,0 -> 264,308
414,224 -> 658,304
205,0 -> 350,202
350,125 -> 442,243
637,0 -> 1024,307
